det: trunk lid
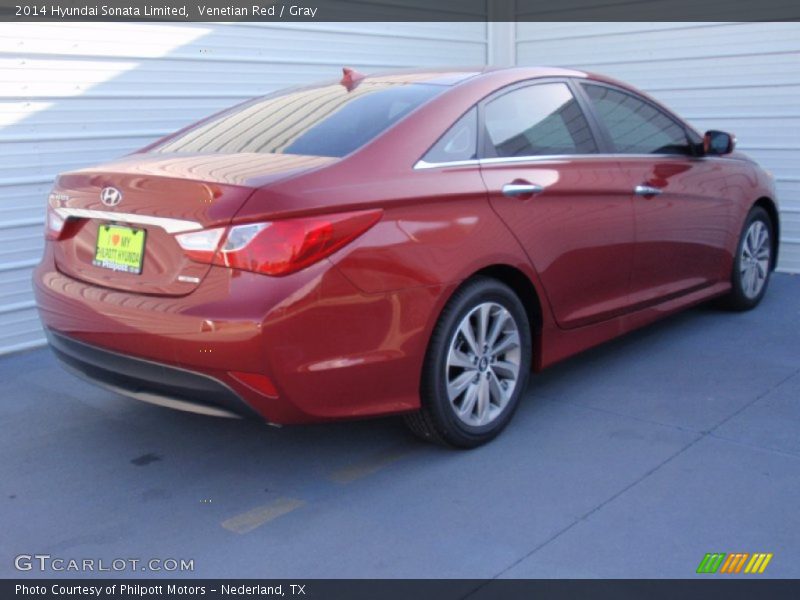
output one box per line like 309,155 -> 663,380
50,152 -> 336,296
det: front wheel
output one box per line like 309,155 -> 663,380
722,206 -> 774,311
404,277 -> 532,448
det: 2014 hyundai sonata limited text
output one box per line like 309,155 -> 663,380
34,67 -> 780,447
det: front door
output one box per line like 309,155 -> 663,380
579,82 -> 731,308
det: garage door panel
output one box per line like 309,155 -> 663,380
0,184 -> 51,221
0,306 -> 46,355
736,151 -> 800,180
656,87 -> 800,119
518,23 -> 798,64
516,3 -> 792,21
0,225 -> 44,265
1,21 -> 486,61
558,55 -> 800,91
517,22 -> 727,43
776,182 -> 800,206
776,208 -> 800,272
0,137 -> 169,182
0,269 -> 35,307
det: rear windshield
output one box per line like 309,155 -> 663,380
152,82 -> 443,158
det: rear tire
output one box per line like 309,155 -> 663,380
404,277 -> 532,448
721,206 -> 774,311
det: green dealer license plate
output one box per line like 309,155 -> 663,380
93,224 -> 146,274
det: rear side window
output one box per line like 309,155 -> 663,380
581,84 -> 692,155
153,82 -> 443,158
483,83 -> 598,157
422,107 -> 478,164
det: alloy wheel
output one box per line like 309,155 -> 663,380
740,220 -> 771,299
445,302 -> 522,427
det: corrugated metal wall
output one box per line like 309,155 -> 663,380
516,22 -> 800,273
0,20 -> 489,354
2,20 -> 797,356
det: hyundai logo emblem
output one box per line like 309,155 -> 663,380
100,187 -> 122,207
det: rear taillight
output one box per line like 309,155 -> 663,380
217,210 -> 381,276
176,210 -> 381,277
45,203 -> 66,241
174,227 -> 226,263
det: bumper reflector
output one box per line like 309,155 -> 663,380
229,371 -> 279,399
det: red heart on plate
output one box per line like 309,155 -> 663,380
111,234 -> 120,246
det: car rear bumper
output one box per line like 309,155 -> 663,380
46,328 -> 260,419
34,244 -> 441,424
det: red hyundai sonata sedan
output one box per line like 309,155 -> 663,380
34,67 -> 779,447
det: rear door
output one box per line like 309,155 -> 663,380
479,80 -> 636,328
578,82 -> 732,307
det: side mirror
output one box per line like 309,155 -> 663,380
703,130 -> 735,155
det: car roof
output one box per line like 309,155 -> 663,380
299,66 -> 634,97
363,66 -> 602,87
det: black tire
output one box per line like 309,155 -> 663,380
404,276 -> 532,448
721,206 -> 774,311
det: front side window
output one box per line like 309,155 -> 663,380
152,82 -> 444,158
581,84 -> 692,155
483,83 -> 598,158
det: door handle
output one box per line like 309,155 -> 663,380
634,184 -> 663,197
502,182 -> 544,197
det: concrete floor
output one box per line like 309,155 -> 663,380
1,274 -> 798,579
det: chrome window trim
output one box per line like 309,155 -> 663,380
413,152 -> 722,170
480,154 -> 601,165
414,158 -> 481,170
54,208 -> 202,234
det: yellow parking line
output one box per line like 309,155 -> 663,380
221,497 -> 306,534
328,448 -> 413,484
